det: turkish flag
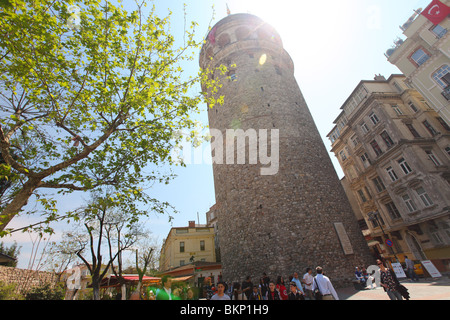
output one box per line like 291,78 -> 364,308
421,0 -> 450,25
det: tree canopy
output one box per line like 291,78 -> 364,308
0,0 -> 223,234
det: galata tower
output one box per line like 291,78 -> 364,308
199,13 -> 374,287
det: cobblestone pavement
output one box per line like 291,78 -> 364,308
336,276 -> 450,300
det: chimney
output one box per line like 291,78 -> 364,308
188,221 -> 196,228
374,74 -> 386,81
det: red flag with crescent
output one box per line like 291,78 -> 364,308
421,0 -> 450,25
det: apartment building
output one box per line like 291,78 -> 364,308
386,0 -> 450,125
327,74 -> 450,273
159,221 -> 216,272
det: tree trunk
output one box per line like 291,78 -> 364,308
92,280 -> 101,300
0,178 -> 41,232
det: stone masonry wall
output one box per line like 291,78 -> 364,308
0,265 -> 57,295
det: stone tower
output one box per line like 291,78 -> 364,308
199,13 -> 373,287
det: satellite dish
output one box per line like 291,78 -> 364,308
386,48 -> 396,57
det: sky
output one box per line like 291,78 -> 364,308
1,0 -> 435,269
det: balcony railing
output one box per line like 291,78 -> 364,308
441,86 -> 450,101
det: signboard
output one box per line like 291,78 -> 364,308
421,260 -> 442,278
333,222 -> 354,255
391,263 -> 407,278
385,239 -> 393,247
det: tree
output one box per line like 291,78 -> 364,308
0,241 -> 21,267
66,192 -> 149,300
0,0 -> 224,234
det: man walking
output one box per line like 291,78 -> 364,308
312,266 -> 339,300
405,256 -> 419,282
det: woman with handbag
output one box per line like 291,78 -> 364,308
377,259 -> 404,300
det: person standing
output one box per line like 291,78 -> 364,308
265,281 -> 282,300
211,282 -> 231,300
276,276 -> 288,300
377,259 -> 403,300
291,272 -> 305,295
404,256 -> 419,282
259,277 -> 269,300
288,282 -> 305,300
232,282 -> 247,300
242,276 -> 253,300
249,285 -> 262,300
302,268 -> 314,300
312,266 -> 339,300
156,276 -> 174,300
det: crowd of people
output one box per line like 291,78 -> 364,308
207,266 -> 340,301
139,260 -> 411,300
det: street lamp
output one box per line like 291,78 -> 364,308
367,211 -> 399,262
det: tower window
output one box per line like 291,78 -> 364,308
275,66 -> 282,75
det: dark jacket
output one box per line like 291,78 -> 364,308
266,289 -> 282,300
288,291 -> 305,300
379,268 -> 400,292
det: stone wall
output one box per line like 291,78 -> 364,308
0,265 -> 57,294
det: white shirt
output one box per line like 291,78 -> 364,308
303,273 -> 314,290
164,287 -> 172,300
312,274 -> 339,300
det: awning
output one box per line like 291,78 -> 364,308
96,275 -> 161,288
172,275 -> 194,282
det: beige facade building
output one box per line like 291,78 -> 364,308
386,0 -> 450,125
328,74 -> 450,273
159,221 -> 216,272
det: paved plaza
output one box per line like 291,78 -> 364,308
336,276 -> 450,300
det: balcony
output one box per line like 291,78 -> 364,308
441,86 -> 450,101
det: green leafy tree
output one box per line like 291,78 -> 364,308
0,0 -> 224,234
0,241 -> 21,267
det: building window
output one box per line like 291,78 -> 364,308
432,65 -> 450,88
411,48 -> 430,67
380,131 -> 395,148
180,242 -> 185,253
431,24 -> 447,38
398,157 -> 412,175
386,166 -> 399,182
358,189 -> 368,203
369,112 -> 380,125
360,152 -> 371,167
393,81 -> 403,93
370,140 -> 383,157
200,240 -> 205,251
425,150 -> 441,166
340,150 -> 347,162
351,135 -> 360,148
180,260 -> 185,266
436,117 -> 450,131
372,176 -> 386,193
385,202 -> 401,220
408,102 -> 418,113
416,187 -> 434,207
423,120 -> 438,136
406,123 -> 421,138
392,105 -> 404,116
361,122 -> 369,134
428,221 -> 444,245
402,194 -> 418,213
